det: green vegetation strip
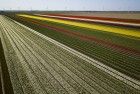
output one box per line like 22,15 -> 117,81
8,15 -> 140,80
0,39 -> 14,94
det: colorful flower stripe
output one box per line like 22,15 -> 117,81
36,14 -> 140,28
42,13 -> 140,24
18,14 -> 140,38
17,16 -> 140,56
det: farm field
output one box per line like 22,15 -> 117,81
40,11 -> 140,20
0,12 -> 140,94
24,11 -> 140,19
8,13 -> 140,79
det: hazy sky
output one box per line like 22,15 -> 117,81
0,0 -> 140,11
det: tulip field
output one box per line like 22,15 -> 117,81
13,13 -> 140,79
0,12 -> 140,94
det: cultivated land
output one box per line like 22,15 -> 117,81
0,12 -> 140,94
38,11 -> 140,19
